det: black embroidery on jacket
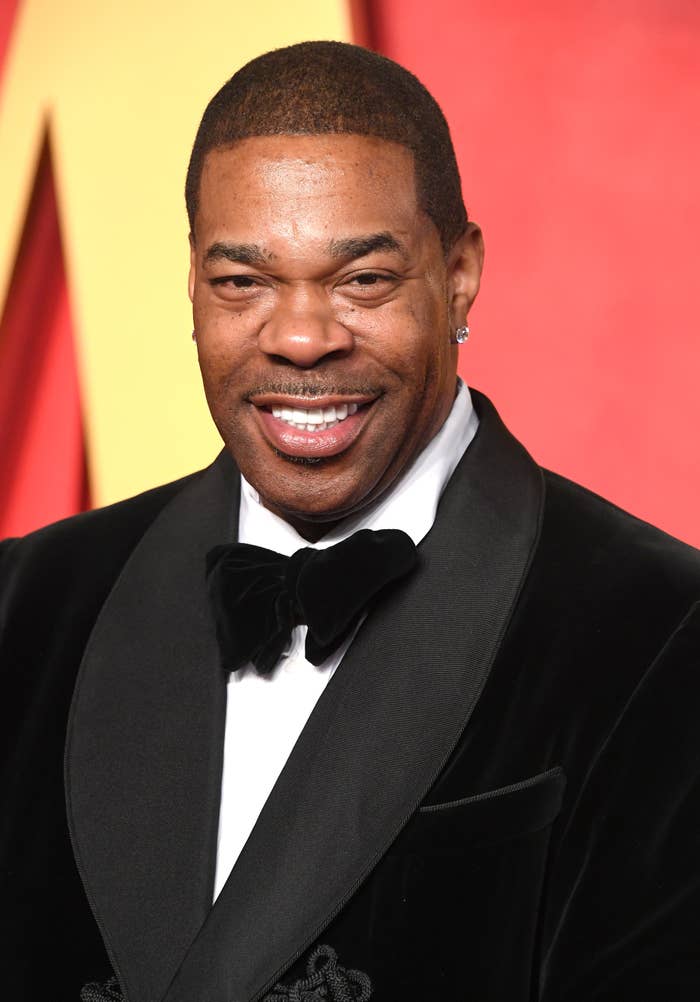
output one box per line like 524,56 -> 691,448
264,945 -> 373,1002
79,975 -> 123,1001
78,947 -> 371,1002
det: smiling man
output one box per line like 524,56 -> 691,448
2,41 -> 700,1002
189,132 -> 480,536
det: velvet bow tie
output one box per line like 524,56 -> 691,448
206,528 -> 418,674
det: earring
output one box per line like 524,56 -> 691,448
450,324 -> 470,345
191,330 -> 197,342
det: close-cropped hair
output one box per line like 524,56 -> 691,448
185,41 -> 468,253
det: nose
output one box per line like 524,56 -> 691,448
257,289 -> 354,367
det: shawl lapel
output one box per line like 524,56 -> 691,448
161,391 -> 545,1002
65,453 -> 238,1002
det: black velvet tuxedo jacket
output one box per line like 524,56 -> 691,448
2,391 -> 700,1002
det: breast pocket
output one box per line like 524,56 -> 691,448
367,768 -> 566,1001
390,765 -> 566,855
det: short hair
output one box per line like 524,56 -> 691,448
185,41 -> 468,253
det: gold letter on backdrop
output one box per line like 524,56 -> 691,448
0,0 -> 351,507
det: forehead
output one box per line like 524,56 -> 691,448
194,134 -> 423,245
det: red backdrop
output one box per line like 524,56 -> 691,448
2,1 -> 698,545
0,1 -> 88,537
0,136 -> 88,537
361,0 -> 700,546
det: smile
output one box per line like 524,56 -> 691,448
252,395 -> 375,460
271,402 -> 359,432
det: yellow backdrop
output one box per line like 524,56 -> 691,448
0,0 -> 351,505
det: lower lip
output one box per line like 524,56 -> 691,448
256,406 -> 370,459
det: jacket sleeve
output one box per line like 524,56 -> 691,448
540,601 -> 700,1000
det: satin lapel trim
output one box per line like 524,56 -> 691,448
162,392 -> 545,1002
65,452 -> 237,1002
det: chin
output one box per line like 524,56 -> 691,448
271,495 -> 355,525
260,481 -> 374,533
238,438 -> 399,528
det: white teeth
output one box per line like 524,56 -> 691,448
270,401 -> 362,431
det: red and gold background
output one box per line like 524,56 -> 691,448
1,0 -> 698,545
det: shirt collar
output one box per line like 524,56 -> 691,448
238,379 -> 478,555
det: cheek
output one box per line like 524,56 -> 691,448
398,285 -> 450,374
393,326 -> 450,402
197,344 -> 245,419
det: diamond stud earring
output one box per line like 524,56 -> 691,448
451,324 -> 470,344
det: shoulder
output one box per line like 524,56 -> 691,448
0,468 -> 206,616
476,466 -> 700,798
523,468 -> 700,662
541,468 -> 700,594
0,469 -> 214,794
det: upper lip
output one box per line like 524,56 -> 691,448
248,392 -> 378,409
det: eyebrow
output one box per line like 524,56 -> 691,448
328,232 -> 407,261
203,231 -> 407,268
203,242 -> 272,267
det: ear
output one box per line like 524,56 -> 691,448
188,233 -> 196,303
447,222 -> 484,327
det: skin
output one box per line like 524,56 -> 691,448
189,134 -> 483,541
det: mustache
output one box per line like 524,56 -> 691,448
244,380 -> 382,398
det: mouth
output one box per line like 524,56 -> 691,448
269,401 -> 359,431
249,393 -> 376,459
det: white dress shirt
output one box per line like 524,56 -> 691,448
213,380 -> 479,899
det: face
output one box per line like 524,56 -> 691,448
189,134 -> 482,540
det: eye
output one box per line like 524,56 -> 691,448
211,274 -> 259,289
341,271 -> 398,298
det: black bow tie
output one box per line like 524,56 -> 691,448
206,528 -> 418,675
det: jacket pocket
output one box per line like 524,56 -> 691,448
389,766 -> 566,854
362,767 -> 566,998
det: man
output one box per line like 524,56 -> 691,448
1,40 -> 699,1002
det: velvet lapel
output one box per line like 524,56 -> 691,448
65,453 -> 237,1002
162,391 -> 545,1002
